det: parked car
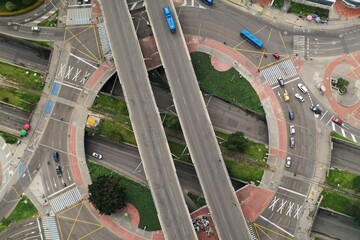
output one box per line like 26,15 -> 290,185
331,117 -> 343,125
289,137 -> 295,148
277,77 -> 285,87
283,90 -> 290,102
285,157 -> 292,168
310,105 -> 322,115
56,165 -> 62,177
289,111 -> 294,120
53,151 -> 59,162
92,152 -> 103,160
297,83 -> 308,94
295,93 -> 304,102
272,52 -> 280,60
31,26 -> 41,32
289,125 -> 295,135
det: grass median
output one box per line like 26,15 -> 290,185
0,130 -> 19,144
326,169 -> 359,191
191,52 -> 264,115
0,196 -> 38,232
320,189 -> 360,216
87,161 -> 161,230
0,87 -> 40,112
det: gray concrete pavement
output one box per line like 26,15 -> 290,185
101,0 -> 197,239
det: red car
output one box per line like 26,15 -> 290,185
272,52 -> 280,60
332,117 -> 343,125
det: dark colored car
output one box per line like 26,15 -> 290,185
310,106 -> 322,115
56,166 -> 62,177
277,78 -> 285,87
289,111 -> 294,120
53,151 -> 59,162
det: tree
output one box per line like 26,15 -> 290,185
349,203 -> 360,226
354,176 -> 360,193
88,175 -> 126,215
225,131 -> 246,152
5,2 -> 16,11
164,114 -> 181,131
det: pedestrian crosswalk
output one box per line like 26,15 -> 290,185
330,121 -> 358,143
49,187 -> 82,213
42,216 -> 60,240
261,59 -> 298,86
181,0 -> 206,8
247,222 -> 258,240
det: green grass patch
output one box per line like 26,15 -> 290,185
0,87 -> 40,112
215,131 -> 268,161
191,52 -> 264,115
320,189 -> 360,216
0,61 -> 44,90
0,130 -> 18,144
0,196 -> 38,232
288,2 -> 329,19
87,161 -> 160,231
94,119 -> 136,145
168,141 -> 191,164
272,0 -> 284,9
38,10 -> 58,27
92,93 -> 129,117
187,192 -> 206,208
224,160 -> 264,183
25,39 -> 53,49
326,169 -> 358,190
330,131 -> 355,144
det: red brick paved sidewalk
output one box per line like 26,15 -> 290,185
334,0 -> 360,19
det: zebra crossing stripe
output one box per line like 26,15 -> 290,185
261,59 -> 298,86
130,2 -> 137,10
42,216 -> 60,240
49,187 -> 82,213
331,121 -> 336,131
351,134 -> 357,143
341,127 -> 346,138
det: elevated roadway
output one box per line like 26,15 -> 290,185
100,0 -> 196,239
146,1 -> 251,239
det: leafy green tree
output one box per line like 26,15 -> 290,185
225,131 -> 246,152
349,203 -> 360,226
5,1 -> 16,11
354,176 -> 360,193
88,175 -> 126,215
164,114 -> 181,131
22,0 -> 36,6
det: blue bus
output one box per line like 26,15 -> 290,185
163,6 -> 176,33
240,29 -> 263,49
202,0 -> 214,5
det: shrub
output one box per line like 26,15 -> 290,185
5,2 -> 16,11
339,87 -> 347,94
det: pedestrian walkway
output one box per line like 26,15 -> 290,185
48,186 -> 82,213
261,59 -> 298,86
42,216 -> 60,240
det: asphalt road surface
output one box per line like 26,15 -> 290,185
0,103 -> 31,133
146,1 -> 251,239
101,0 -> 197,239
331,140 -> 360,175
0,218 -> 41,240
85,135 -> 245,196
0,34 -> 50,72
312,209 -> 360,240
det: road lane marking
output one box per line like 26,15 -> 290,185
341,127 -> 346,137
259,215 -> 294,238
351,134 -> 357,143
278,186 -> 307,197
326,115 -> 334,126
319,110 -> 328,120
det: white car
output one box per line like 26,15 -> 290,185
31,26 -> 41,32
297,83 -> 308,94
289,125 -> 295,135
285,157 -> 292,168
92,152 -> 103,159
295,93 -> 304,102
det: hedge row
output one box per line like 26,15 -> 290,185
0,0 -> 44,16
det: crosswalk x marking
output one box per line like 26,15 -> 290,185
49,187 -> 82,213
261,59 -> 298,86
351,134 -> 357,143
42,216 -> 60,240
